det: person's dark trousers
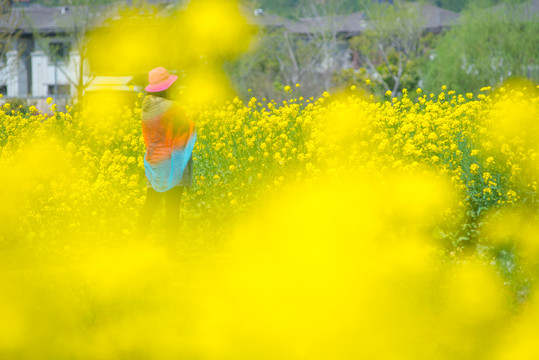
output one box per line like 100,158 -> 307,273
137,186 -> 185,238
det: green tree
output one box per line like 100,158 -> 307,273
424,1 -> 539,94
346,0 -> 428,95
224,26 -> 283,100
228,0 -> 354,100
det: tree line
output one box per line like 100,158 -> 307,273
226,0 -> 538,101
5,0 -> 537,104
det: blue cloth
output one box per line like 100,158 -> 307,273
144,130 -> 197,192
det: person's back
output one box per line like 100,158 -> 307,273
141,94 -> 196,192
136,67 -> 196,238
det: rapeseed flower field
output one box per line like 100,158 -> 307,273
0,81 -> 538,359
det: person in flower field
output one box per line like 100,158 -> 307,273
137,67 -> 196,237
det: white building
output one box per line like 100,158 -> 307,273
0,1 -> 176,107
0,2 -> 132,109
0,4 -> 75,100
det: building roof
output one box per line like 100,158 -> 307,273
0,4 -> 113,34
418,3 -> 460,30
489,0 -> 539,21
339,12 -> 370,33
242,4 -> 459,35
284,12 -> 369,34
241,0 -> 538,34
245,12 -> 293,28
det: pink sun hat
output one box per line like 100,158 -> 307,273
145,67 -> 178,92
